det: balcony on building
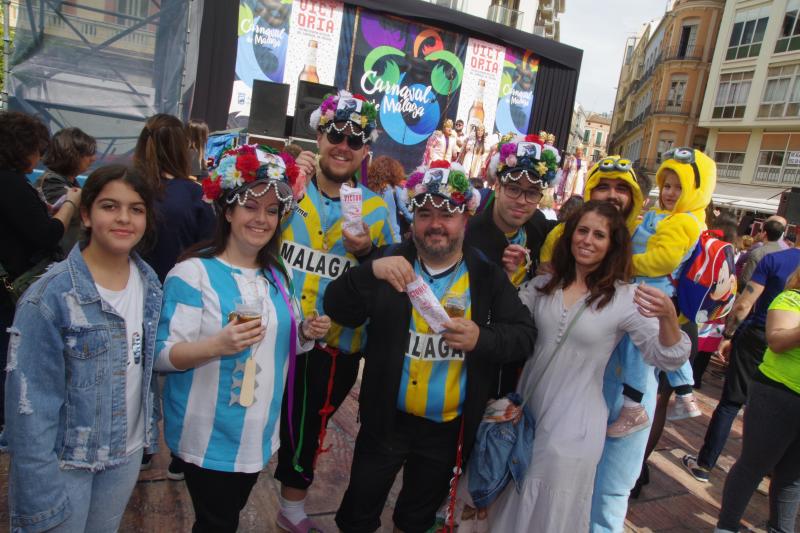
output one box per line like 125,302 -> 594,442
663,44 -> 704,62
488,3 -> 525,31
651,99 -> 693,117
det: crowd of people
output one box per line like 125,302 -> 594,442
0,85 -> 798,533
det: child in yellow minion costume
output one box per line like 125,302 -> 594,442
607,148 -> 717,439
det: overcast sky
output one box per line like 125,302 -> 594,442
559,0 -> 672,115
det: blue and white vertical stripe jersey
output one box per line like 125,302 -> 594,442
155,257 -> 309,473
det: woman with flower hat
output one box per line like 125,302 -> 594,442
155,145 -> 330,533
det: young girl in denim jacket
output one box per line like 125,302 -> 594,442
5,165 -> 162,532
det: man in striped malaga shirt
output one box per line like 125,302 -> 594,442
274,89 -> 398,533
324,162 -> 536,533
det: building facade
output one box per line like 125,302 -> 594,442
567,103 -> 588,154
583,112 -> 611,162
608,0 -> 725,182
428,0 -> 564,40
699,0 -> 800,212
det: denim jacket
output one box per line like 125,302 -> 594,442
4,245 -> 162,533
467,392 -> 535,509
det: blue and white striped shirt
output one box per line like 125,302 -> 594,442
156,257 -> 308,473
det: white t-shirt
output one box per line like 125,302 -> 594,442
96,261 -> 145,454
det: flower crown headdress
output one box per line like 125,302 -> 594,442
405,160 -> 480,215
489,133 -> 561,186
309,89 -> 379,143
202,144 -> 306,217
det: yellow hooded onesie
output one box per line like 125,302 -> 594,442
631,149 -> 716,278
539,156 -> 644,262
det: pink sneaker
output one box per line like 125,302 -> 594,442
607,405 -> 650,438
276,510 -> 325,533
668,394 -> 702,421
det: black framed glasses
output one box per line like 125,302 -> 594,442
503,183 -> 543,204
325,126 -> 367,150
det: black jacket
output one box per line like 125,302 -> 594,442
0,170 -> 64,283
464,197 -> 557,278
323,240 -> 537,459
464,197 -> 556,395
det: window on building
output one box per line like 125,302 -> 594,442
777,0 -> 800,53
595,131 -> 603,145
583,129 -> 590,142
715,152 -> 746,165
727,7 -> 770,60
713,71 -> 753,119
668,76 -> 688,110
759,64 -> 800,118
117,0 -> 148,25
656,137 -> 675,163
592,149 -> 601,161
678,24 -> 698,57
714,151 -> 746,180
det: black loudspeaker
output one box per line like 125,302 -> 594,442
778,187 -> 800,225
249,80 -> 290,137
292,81 -> 337,140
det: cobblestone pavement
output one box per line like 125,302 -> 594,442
0,359 -> 771,532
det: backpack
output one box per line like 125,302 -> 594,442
676,229 -> 738,323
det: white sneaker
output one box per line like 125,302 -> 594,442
668,394 -> 702,421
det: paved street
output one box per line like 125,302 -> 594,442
0,359 -> 771,532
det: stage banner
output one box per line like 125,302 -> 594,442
456,38 -> 505,136
285,0 -> 345,112
494,48 -> 539,136
336,9 -> 468,170
228,0 -> 292,127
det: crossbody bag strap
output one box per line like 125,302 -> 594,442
526,299 -> 588,402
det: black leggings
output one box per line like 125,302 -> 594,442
182,459 -> 260,533
718,379 -> 800,533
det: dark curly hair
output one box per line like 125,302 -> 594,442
540,200 -> 632,310
0,111 -> 50,173
43,127 -> 96,177
367,155 -> 405,193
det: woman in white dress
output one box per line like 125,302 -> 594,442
489,201 -> 690,532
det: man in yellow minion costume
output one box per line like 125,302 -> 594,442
584,149 -> 717,532
539,155 -> 644,265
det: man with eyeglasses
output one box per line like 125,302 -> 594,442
465,134 -> 560,397
275,90 -> 398,533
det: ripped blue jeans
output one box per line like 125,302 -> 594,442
4,245 -> 162,532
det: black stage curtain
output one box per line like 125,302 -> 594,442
191,0 -> 239,131
531,60 -> 580,151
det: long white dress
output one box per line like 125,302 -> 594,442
489,276 -> 689,533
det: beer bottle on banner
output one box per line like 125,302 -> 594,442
467,80 -> 485,130
299,40 -> 319,83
